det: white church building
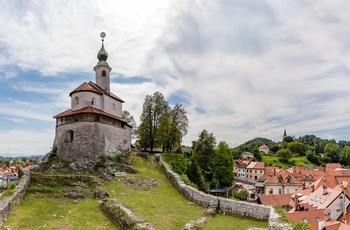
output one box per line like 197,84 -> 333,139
53,33 -> 132,163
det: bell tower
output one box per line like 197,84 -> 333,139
94,32 -> 112,92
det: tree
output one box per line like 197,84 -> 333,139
187,158 -> 207,192
288,142 -> 305,156
136,92 -> 170,153
270,145 -> 280,153
122,110 -> 137,138
211,142 -> 234,188
306,150 -> 320,165
340,146 -> 350,166
159,104 -> 189,152
324,142 -> 341,163
283,136 -> 294,143
276,149 -> 292,163
192,130 -> 216,172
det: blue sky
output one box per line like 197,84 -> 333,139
1,0 -> 350,156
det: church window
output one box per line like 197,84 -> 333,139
74,96 -> 79,105
102,70 -> 106,76
65,130 -> 73,143
92,98 -> 95,106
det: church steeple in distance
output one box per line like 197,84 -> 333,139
283,128 -> 287,137
94,32 -> 112,92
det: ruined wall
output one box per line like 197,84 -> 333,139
0,167 -> 33,226
159,156 -> 291,229
54,121 -> 131,163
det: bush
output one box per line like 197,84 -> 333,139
162,153 -> 189,175
180,174 -> 199,190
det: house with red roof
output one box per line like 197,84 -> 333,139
246,161 -> 265,181
52,34 -> 132,163
258,144 -> 269,154
264,168 -> 302,195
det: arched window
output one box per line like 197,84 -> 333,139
74,96 -> 79,105
92,98 -> 95,106
102,70 -> 106,76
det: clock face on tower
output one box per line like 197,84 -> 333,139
100,32 -> 106,39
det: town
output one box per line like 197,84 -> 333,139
234,143 -> 350,230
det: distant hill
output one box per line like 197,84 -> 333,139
234,137 -> 276,152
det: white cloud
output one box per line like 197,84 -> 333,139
1,0 -> 350,154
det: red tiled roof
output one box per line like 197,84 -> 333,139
258,193 -> 291,206
326,163 -> 342,170
247,161 -> 265,169
69,81 -> 125,103
259,144 -> 269,149
264,168 -> 302,185
53,106 -> 131,127
300,186 -> 342,210
286,209 -> 325,230
70,82 -> 102,96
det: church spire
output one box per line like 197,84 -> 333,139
283,128 -> 287,137
96,32 -> 109,66
94,32 -> 112,92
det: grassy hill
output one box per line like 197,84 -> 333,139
2,154 -> 268,229
262,155 -> 317,168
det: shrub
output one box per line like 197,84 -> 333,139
162,153 -> 189,175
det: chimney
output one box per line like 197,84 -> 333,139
269,188 -> 273,195
294,194 -> 299,211
302,182 -> 306,190
323,186 -> 327,195
311,185 -> 315,192
273,169 -> 276,176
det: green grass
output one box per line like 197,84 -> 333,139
200,213 -> 268,230
104,155 -> 205,229
104,155 -> 268,229
262,155 -> 317,168
2,196 -> 118,230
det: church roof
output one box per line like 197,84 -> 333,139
69,81 -> 124,103
53,106 -> 131,127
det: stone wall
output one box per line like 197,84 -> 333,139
54,121 -> 131,163
159,156 -> 291,229
0,167 -> 32,226
101,199 -> 155,230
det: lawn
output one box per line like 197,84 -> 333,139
262,155 -> 317,168
200,213 -> 268,230
104,155 -> 269,230
2,196 -> 118,230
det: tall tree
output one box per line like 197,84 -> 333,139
122,110 -> 137,138
137,92 -> 170,153
211,141 -> 234,188
159,104 -> 189,152
324,142 -> 341,163
187,158 -> 207,192
192,129 -> 216,172
276,149 -> 292,163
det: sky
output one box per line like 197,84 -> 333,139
1,0 -> 350,156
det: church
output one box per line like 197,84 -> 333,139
53,33 -> 132,163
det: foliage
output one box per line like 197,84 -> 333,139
211,141 -> 233,188
159,104 -> 189,153
291,222 -> 312,230
180,174 -> 199,190
136,91 -> 170,153
93,155 -> 107,171
270,145 -> 280,153
283,136 -> 294,143
162,153 -> 189,175
288,142 -> 305,156
233,189 -> 249,200
136,92 -> 189,153
192,129 -> 216,172
324,142 -> 341,163
187,158 -> 207,192
122,110 -> 137,138
253,150 -> 262,161
273,205 -> 288,223
306,150 -> 320,165
276,149 -> 293,163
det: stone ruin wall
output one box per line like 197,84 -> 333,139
0,165 -> 39,227
159,156 -> 291,230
